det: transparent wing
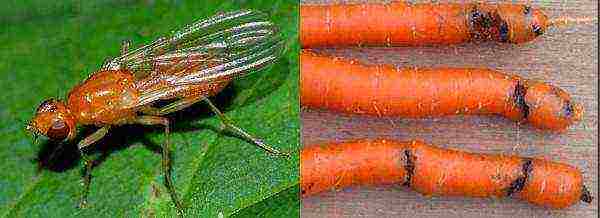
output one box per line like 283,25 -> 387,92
103,9 -> 284,80
135,37 -> 284,106
100,10 -> 284,107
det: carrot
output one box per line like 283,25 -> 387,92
300,52 -> 583,131
300,2 -> 551,47
300,139 -> 593,209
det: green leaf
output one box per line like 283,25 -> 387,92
0,0 -> 299,217
232,185 -> 300,217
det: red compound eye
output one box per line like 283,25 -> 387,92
47,120 -> 69,141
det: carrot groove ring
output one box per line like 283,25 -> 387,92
300,52 -> 583,131
301,139 -> 593,209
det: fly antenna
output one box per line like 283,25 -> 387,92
25,121 -> 39,145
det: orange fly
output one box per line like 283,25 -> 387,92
25,10 -> 287,212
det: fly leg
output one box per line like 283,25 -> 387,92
142,96 -> 289,157
76,126 -> 110,209
133,116 -> 184,214
201,97 -> 290,158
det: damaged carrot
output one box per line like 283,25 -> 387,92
300,139 -> 593,209
301,2 -> 550,47
300,52 -> 583,131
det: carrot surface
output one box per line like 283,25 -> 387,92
300,52 -> 583,131
300,2 -> 549,48
300,139 -> 593,209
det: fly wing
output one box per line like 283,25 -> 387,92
101,9 -> 285,107
135,36 -> 284,106
103,9 -> 283,80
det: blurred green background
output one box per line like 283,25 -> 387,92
0,0 -> 299,217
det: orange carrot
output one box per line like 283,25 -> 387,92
300,52 -> 583,131
300,139 -> 593,209
301,2 -> 550,47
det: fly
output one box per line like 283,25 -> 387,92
25,9 -> 288,213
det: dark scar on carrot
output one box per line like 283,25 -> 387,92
402,149 -> 415,187
468,6 -> 510,42
302,182 -> 313,195
562,101 -> 574,118
468,6 -> 492,40
469,6 -> 490,27
512,81 -> 530,120
532,23 -> 544,36
550,86 -> 575,118
523,5 -> 532,15
507,159 -> 533,196
498,19 -> 510,42
580,185 -> 594,203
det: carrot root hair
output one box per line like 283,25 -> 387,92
300,3 -> 552,47
549,16 -> 598,28
300,52 -> 583,131
301,139 -> 593,209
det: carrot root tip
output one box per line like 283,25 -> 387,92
580,185 -> 594,203
571,103 -> 584,122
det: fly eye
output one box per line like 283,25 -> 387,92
532,23 -> 544,36
47,120 -> 69,141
